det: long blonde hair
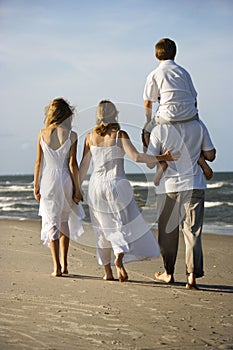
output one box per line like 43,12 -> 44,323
94,100 -> 120,136
44,98 -> 74,128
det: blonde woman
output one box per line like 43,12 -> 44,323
79,100 -> 179,282
34,98 -> 84,277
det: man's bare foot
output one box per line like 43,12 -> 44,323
61,266 -> 69,275
186,273 -> 199,290
114,253 -> 128,282
154,271 -> 174,283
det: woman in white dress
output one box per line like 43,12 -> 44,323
34,98 -> 85,277
79,100 -> 178,282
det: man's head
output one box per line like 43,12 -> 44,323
155,38 -> 176,61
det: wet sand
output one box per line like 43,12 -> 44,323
0,219 -> 232,350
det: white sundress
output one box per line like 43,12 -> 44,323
87,131 -> 160,265
39,132 -> 85,247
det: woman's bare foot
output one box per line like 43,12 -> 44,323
154,271 -> 174,283
51,270 -> 62,277
103,274 -> 115,281
103,264 -> 114,281
114,253 -> 128,282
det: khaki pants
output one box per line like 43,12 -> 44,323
157,189 -> 205,278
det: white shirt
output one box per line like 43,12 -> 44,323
147,120 -> 215,194
143,60 -> 198,122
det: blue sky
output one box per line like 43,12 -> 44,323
0,0 -> 232,174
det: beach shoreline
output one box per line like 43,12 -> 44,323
0,219 -> 232,349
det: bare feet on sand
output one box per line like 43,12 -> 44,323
186,273 -> 199,290
103,275 -> 115,281
114,253 -> 128,282
154,271 -> 174,283
103,263 -> 114,281
51,271 -> 62,277
61,266 -> 69,275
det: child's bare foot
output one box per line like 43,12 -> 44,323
202,163 -> 213,180
154,161 -> 167,186
198,155 -> 213,180
114,253 -> 128,282
154,271 -> 174,283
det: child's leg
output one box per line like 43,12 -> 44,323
114,252 -> 128,282
142,129 -> 150,153
198,154 -> 213,180
154,161 -> 168,186
60,233 -> 70,274
50,239 -> 62,277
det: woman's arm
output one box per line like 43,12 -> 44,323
34,132 -> 43,202
69,132 -> 83,203
79,133 -> 91,185
119,130 -> 179,165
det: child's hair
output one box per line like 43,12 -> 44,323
44,98 -> 74,128
155,38 -> 176,60
94,100 -> 120,136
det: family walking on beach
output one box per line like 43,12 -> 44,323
34,38 -> 216,290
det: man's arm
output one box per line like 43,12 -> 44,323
144,100 -> 153,123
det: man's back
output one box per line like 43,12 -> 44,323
148,120 -> 215,193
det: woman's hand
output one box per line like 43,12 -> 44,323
162,150 -> 180,162
34,187 -> 41,202
73,189 -> 83,204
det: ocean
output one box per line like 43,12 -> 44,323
0,172 -> 232,236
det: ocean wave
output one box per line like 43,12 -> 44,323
1,206 -> 36,212
206,180 -> 233,189
206,182 -> 225,189
129,181 -> 154,187
0,185 -> 33,192
204,201 -> 233,208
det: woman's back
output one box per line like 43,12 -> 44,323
40,126 -> 72,171
90,129 -> 125,179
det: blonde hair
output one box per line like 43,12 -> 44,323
44,98 -> 74,128
94,100 -> 120,136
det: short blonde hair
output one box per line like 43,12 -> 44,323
44,98 -> 74,128
94,100 -> 120,136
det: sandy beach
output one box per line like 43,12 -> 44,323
0,219 -> 232,350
